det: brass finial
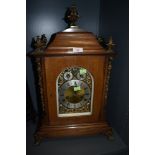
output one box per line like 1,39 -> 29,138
107,36 -> 115,50
32,34 -> 47,50
97,36 -> 106,47
64,3 -> 80,27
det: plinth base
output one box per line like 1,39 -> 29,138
34,122 -> 113,144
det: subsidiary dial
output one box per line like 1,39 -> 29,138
77,72 -> 86,80
64,72 -> 73,80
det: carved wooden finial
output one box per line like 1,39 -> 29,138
107,36 -> 115,50
64,3 -> 80,27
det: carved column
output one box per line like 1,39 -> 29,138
35,57 -> 45,114
104,56 -> 113,105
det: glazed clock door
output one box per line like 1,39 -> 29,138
56,67 -> 94,117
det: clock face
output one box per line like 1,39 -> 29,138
56,67 -> 94,117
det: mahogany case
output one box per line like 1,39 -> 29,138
29,27 -> 115,144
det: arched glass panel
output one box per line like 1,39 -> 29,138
56,66 -> 94,117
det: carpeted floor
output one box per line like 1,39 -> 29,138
26,121 -> 128,155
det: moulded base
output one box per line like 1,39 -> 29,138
34,122 -> 113,144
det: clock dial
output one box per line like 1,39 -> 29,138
59,80 -> 90,109
56,67 -> 94,117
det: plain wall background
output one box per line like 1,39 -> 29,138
26,0 -> 129,145
99,0 -> 129,145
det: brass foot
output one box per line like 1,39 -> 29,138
34,134 -> 42,145
104,129 -> 114,140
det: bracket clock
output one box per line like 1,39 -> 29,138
28,4 -> 116,144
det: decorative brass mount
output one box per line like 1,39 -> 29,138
32,34 -> 47,51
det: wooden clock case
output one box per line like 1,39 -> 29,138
28,7 -> 115,144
